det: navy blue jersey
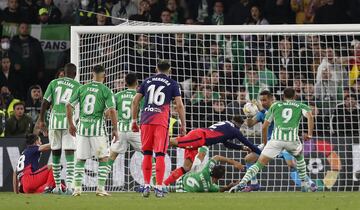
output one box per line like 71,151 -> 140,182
202,121 -> 261,155
16,145 -> 41,177
138,73 -> 181,127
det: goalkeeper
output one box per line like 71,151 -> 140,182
168,155 -> 243,193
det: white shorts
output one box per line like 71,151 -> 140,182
110,131 -> 141,154
261,140 -> 303,159
48,129 -> 76,150
76,135 -> 109,160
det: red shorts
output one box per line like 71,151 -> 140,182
176,129 -> 206,149
140,124 -> 169,153
21,165 -> 55,193
184,149 -> 198,162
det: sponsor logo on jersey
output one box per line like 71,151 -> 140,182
144,105 -> 161,113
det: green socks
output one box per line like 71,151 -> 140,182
295,155 -> 307,181
74,161 -> 86,189
240,162 -> 264,185
52,155 -> 62,189
65,154 -> 75,189
98,162 -> 108,190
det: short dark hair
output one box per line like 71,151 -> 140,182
1,56 -> 10,61
344,94 -> 356,100
259,90 -> 273,97
210,165 -> 225,179
93,65 -> 105,73
161,9 -> 171,14
56,68 -> 64,78
13,101 -> 25,109
64,63 -> 77,75
29,85 -> 41,92
157,60 -> 170,72
26,134 -> 39,145
125,73 -> 138,86
232,115 -> 244,125
283,87 -> 296,99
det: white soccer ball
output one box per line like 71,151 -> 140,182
243,102 -> 259,117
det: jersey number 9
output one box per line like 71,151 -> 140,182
282,108 -> 293,123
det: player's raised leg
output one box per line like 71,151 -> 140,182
163,150 -> 194,186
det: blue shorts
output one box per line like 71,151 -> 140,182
278,150 -> 295,161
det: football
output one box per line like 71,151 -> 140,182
243,102 -> 259,117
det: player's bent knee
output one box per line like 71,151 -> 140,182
286,160 -> 297,168
98,157 -> 108,162
109,151 -> 119,160
257,155 -> 271,165
183,159 -> 193,172
143,150 -> 153,156
245,153 -> 257,163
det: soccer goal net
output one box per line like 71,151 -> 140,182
70,22 -> 360,192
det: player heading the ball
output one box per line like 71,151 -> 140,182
131,60 -> 186,198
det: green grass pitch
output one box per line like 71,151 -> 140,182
1,192 -> 359,210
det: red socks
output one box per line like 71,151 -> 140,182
142,154 -> 152,184
155,155 -> 165,186
164,167 -> 186,186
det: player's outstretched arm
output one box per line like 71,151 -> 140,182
106,108 -> 119,142
174,96 -> 186,136
39,143 -> 51,152
35,99 -> 50,135
233,131 -> 262,155
262,120 -> 270,145
66,103 -> 76,137
304,111 -> 314,141
212,155 -> 244,170
13,171 -> 19,194
219,181 -> 240,192
223,141 -> 244,150
131,93 -> 142,132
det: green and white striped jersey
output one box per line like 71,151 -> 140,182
115,89 -> 136,132
265,100 -> 311,142
43,77 -> 81,130
69,81 -> 115,136
115,89 -> 144,132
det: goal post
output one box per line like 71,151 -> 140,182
70,23 -> 360,192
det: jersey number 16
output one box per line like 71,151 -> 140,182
147,85 -> 165,106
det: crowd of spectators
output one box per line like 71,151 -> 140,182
0,0 -> 357,27
0,0 -> 359,138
